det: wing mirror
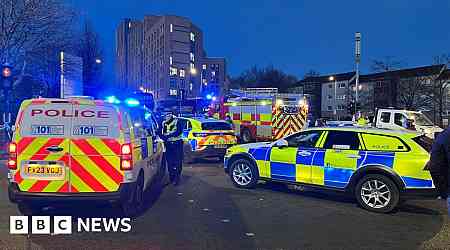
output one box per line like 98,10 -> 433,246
274,139 -> 289,149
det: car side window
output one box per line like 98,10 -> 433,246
323,131 -> 360,150
380,112 -> 391,123
361,133 -> 408,152
285,131 -> 322,148
394,113 -> 407,127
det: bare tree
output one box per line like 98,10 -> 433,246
0,0 -> 77,87
397,76 -> 432,110
371,56 -> 404,73
430,54 -> 450,126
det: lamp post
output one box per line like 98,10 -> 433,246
329,76 -> 337,120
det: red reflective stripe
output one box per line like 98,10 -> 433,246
101,138 -> 121,155
71,185 -> 79,192
260,121 -> 271,126
232,113 -> 240,120
28,180 -> 50,192
30,138 -> 65,160
57,182 -> 69,192
72,139 -> 122,184
69,156 -> 108,192
14,171 -> 23,184
251,114 -> 256,121
17,137 -> 36,155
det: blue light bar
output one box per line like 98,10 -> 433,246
125,98 -> 140,107
206,94 -> 212,100
106,95 -> 121,104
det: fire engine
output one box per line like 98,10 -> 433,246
209,88 -> 309,143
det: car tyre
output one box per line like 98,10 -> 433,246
240,129 -> 253,144
355,174 -> 399,213
229,158 -> 258,189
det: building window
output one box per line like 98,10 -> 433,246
190,32 -> 195,42
180,69 -> 185,78
327,106 -> 332,111
328,84 -> 332,89
170,24 -> 173,32
202,64 -> 207,70
190,52 -> 195,62
170,67 -> 178,76
202,79 -> 207,86
211,71 -> 216,77
328,95 -> 333,100
190,63 -> 195,70
189,83 -> 193,91
339,83 -> 346,88
169,89 -> 177,96
336,95 -> 346,100
169,56 -> 173,65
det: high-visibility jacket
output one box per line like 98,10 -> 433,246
162,118 -> 183,142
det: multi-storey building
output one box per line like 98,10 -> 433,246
115,15 -> 227,99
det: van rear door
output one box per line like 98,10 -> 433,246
69,103 -> 123,193
16,101 -> 72,193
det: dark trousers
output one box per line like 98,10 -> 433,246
165,140 -> 183,181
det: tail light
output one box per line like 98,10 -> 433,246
8,142 -> 17,170
120,144 -> 133,170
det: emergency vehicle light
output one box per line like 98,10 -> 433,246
106,96 -> 121,104
125,98 -> 140,107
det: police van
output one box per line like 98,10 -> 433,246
7,97 -> 166,216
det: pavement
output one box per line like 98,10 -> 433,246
0,159 -> 449,250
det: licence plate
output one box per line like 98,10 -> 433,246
23,164 -> 65,180
214,145 -> 228,149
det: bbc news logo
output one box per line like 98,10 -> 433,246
10,216 -> 132,234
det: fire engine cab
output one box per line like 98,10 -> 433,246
209,88 -> 309,143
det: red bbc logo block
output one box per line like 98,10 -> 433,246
10,216 -> 72,235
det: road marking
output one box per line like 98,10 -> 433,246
259,198 -> 264,201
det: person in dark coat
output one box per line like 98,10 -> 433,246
428,127 -> 450,215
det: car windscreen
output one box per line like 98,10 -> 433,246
201,122 -> 232,131
408,112 -> 434,126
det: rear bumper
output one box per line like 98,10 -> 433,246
189,146 -> 229,158
401,188 -> 439,199
8,182 -> 135,204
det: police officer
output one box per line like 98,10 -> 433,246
428,126 -> 450,215
161,112 -> 184,185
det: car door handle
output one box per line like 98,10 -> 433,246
46,146 -> 63,152
297,150 -> 312,157
347,154 -> 361,159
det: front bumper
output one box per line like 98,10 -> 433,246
190,146 -> 230,158
8,182 -> 135,204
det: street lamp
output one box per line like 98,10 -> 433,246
95,58 -> 102,64
329,76 -> 337,120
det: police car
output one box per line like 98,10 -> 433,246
224,127 -> 436,213
178,117 -> 237,162
7,97 -> 166,216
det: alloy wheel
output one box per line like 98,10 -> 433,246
360,179 -> 391,209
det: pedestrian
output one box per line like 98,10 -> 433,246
161,112 -> 184,186
427,126 -> 450,215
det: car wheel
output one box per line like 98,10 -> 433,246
355,174 -> 399,213
17,202 -> 41,216
241,129 -> 253,143
229,159 -> 258,188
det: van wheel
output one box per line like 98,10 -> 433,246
241,129 -> 253,143
121,173 -> 144,217
229,159 -> 258,189
355,174 -> 399,213
17,202 -> 41,216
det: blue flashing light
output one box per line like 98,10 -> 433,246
144,112 -> 151,120
125,98 -> 140,107
106,95 -> 121,104
206,94 -> 213,100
